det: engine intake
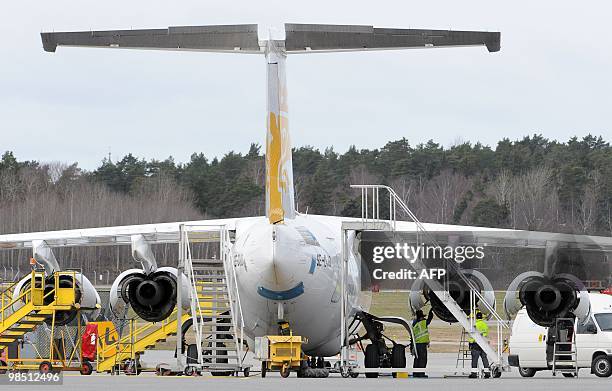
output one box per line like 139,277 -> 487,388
110,266 -> 190,323
504,272 -> 589,327
410,269 -> 496,323
123,271 -> 177,322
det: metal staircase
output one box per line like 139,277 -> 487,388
0,271 -> 75,351
342,185 -> 509,374
181,225 -> 247,374
455,329 -> 472,372
551,318 -> 578,377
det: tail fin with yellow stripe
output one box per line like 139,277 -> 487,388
265,39 -> 295,224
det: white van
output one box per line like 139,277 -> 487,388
508,292 -> 612,377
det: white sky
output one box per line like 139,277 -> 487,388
1,1 -> 610,169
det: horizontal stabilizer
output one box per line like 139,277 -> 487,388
284,23 -> 500,53
41,24 -> 260,53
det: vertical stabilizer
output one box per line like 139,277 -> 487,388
265,40 -> 296,224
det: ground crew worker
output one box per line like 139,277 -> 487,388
29,257 -> 39,271
469,312 -> 490,378
412,309 -> 434,378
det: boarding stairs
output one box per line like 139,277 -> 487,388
181,225 -> 247,374
96,310 -> 192,373
0,271 -> 75,351
551,318 -> 578,377
350,185 -> 509,373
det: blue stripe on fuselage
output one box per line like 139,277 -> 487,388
257,282 -> 305,301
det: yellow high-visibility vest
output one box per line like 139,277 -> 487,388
469,319 -> 489,343
413,319 -> 430,344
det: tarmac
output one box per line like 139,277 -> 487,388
3,351 -> 610,391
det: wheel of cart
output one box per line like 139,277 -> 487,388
155,363 -> 172,376
80,359 -> 93,375
184,365 -> 198,376
280,362 -> 291,378
490,364 -> 502,378
123,359 -> 141,375
39,361 -> 53,373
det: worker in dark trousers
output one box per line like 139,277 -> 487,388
412,309 -> 434,378
469,312 -> 490,378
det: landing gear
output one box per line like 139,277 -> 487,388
364,344 -> 380,378
391,344 -> 406,377
347,311 -> 413,379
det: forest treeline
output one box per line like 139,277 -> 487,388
1,134 -> 611,235
0,134 -> 610,281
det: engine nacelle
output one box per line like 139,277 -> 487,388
12,272 -> 101,326
504,271 -> 590,327
410,269 -> 496,323
109,266 -> 190,322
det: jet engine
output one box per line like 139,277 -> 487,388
410,269 -> 496,323
504,272 -> 590,327
109,235 -> 190,322
12,240 -> 101,326
503,242 -> 591,327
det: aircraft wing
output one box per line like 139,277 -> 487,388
0,217 -> 262,249
308,214 -> 612,251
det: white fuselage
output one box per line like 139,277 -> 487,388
232,214 -> 356,356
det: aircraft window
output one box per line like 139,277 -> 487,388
577,316 -> 598,334
594,313 -> 612,331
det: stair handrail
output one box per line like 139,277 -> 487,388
183,227 -> 206,366
0,277 -> 21,303
221,226 -> 245,367
1,271 -> 52,323
97,309 -> 181,360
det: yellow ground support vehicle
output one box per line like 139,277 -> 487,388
255,334 -> 307,378
0,271 -> 94,374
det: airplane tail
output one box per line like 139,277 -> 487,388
41,23 -> 499,225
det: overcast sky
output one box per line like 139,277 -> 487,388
1,1 -> 610,169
